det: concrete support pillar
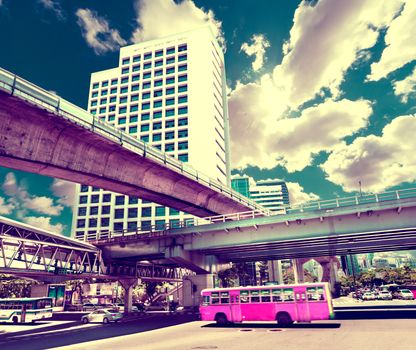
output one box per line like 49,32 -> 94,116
293,259 -> 305,284
340,255 -> 349,275
118,278 -> 139,314
320,261 -> 338,295
267,260 -> 284,284
182,274 -> 214,310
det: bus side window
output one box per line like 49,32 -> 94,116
283,288 -> 294,301
211,292 -> 220,304
250,290 -> 260,303
272,289 -> 282,302
220,292 -> 229,304
240,291 -> 249,303
202,296 -> 210,306
235,295 -> 239,303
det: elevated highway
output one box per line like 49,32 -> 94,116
0,67 -> 266,217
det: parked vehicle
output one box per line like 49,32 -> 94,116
377,291 -> 392,300
81,309 -> 123,324
115,303 -> 140,313
398,289 -> 415,300
362,292 -> 376,301
145,301 -> 168,311
82,303 -> 99,311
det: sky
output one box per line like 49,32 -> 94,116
0,0 -> 416,237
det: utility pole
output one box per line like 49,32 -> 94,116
359,181 -> 362,197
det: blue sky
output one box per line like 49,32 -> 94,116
0,0 -> 415,237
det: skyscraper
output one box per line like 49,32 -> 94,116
72,26 -> 230,240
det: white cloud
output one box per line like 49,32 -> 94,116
23,216 -> 65,234
240,34 -> 270,71
321,114 -> 416,193
39,0 -> 64,20
75,8 -> 126,55
286,182 -> 319,205
273,0 -> 403,107
393,67 -> 416,103
368,1 -> 416,81
51,179 -> 76,207
24,196 -> 63,216
0,197 -> 15,215
131,0 -> 225,50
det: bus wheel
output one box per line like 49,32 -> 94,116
215,313 -> 228,325
12,316 -> 19,325
276,312 -> 293,326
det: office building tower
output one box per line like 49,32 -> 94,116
73,26 -> 230,240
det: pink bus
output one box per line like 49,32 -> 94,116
200,283 -> 334,326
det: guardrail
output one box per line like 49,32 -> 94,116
82,187 -> 416,243
0,67 -> 268,215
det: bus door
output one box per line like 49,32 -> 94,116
294,287 -> 310,322
230,294 -> 242,322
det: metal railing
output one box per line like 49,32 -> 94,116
0,67 -> 267,214
81,187 -> 416,243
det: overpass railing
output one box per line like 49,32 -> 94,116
0,67 -> 268,215
83,187 -> 416,243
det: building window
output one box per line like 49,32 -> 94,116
155,69 -> 163,77
119,107 -> 127,114
120,87 -> 128,94
100,99 -> 107,105
142,207 -> 152,217
115,196 -> 125,205
141,220 -> 151,230
120,96 -> 128,104
90,206 -> 99,215
169,208 -> 180,216
130,104 -> 139,112
165,143 -> 174,152
101,218 -> 110,227
129,197 -> 138,204
141,113 -> 150,121
143,62 -> 152,70
89,218 -> 97,228
91,195 -> 100,203
111,79 -> 118,85
102,81 -> 108,87
166,77 -> 175,85
155,220 -> 166,230
133,65 -> 140,72
178,118 -> 188,126
153,133 -> 162,142
165,131 -> 174,140
165,98 -> 174,106
132,84 -> 139,91
153,122 -> 162,130
178,107 -> 188,115
169,219 -> 180,228
102,205 -> 111,214
99,107 -> 106,114
155,206 -> 166,216
128,208 -> 138,218
166,47 -> 175,55
178,54 -> 187,62
92,83 -> 99,89
178,74 -> 187,82
92,92 -> 98,98
166,57 -> 175,65
80,185 -> 89,192
178,129 -> 188,138
103,194 -> 111,202
142,92 -> 151,99
128,221 -> 137,231
78,207 -> 87,216
178,95 -> 188,104
122,68 -> 129,74
178,44 -> 187,52
166,109 -> 174,117
143,82 -> 151,89
154,80 -> 163,87
114,209 -> 124,219
110,96 -> 117,103
133,55 -> 140,63
155,60 -> 163,67
178,64 -> 187,72
166,87 -> 174,95
144,52 -> 152,60
77,219 -> 86,228
91,101 -> 97,107
143,72 -> 151,79
141,135 -> 149,142
122,58 -> 130,65
141,124 -> 150,132
132,75 -> 140,82
166,67 -> 175,75
154,89 -> 163,97
113,222 -> 124,231
165,120 -> 175,128
121,77 -> 129,84
178,154 -> 188,162
142,102 -> 150,110
178,141 -> 188,150
130,115 -> 138,123
129,126 -> 138,134
155,50 -> 163,57
131,94 -> 139,102
154,100 -> 162,108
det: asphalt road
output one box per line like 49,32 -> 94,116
1,311 -> 415,350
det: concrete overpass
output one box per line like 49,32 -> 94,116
0,67 -> 266,217
91,188 -> 416,269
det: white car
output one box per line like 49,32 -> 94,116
115,303 -> 139,313
398,289 -> 414,300
362,292 -> 376,301
81,309 -> 123,324
377,291 -> 392,300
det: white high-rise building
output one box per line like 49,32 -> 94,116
249,180 -> 289,213
72,26 -> 230,240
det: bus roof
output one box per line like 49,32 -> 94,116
201,282 -> 329,293
0,297 -> 53,302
